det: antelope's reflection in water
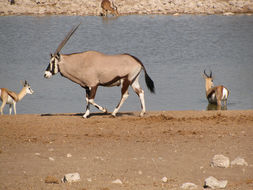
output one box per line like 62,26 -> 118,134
206,103 -> 227,111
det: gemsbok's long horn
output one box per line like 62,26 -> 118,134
54,23 -> 81,55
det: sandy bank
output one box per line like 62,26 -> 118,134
1,0 -> 253,16
0,110 -> 253,189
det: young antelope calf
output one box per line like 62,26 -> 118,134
0,80 -> 34,115
203,70 -> 229,107
101,0 -> 119,16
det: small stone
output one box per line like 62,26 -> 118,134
45,176 -> 59,184
161,176 -> 168,183
204,176 -> 228,189
87,178 -> 92,182
112,179 -> 122,184
211,154 -> 230,168
67,153 -> 72,158
181,182 -> 198,189
62,173 -> 80,183
231,157 -> 248,166
49,157 -> 55,161
35,153 -> 40,156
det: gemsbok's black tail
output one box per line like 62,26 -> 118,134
126,54 -> 155,93
144,71 -> 155,93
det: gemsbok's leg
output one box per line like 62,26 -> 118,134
83,94 -> 90,118
131,76 -> 146,117
112,79 -> 130,117
83,86 -> 107,118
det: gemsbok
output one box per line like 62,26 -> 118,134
203,70 -> 229,107
44,24 -> 155,118
0,80 -> 34,115
101,0 -> 119,16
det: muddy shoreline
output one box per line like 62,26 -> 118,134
1,0 -> 253,16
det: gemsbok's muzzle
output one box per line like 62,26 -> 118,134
44,71 -> 52,78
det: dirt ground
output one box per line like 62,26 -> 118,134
0,110 -> 253,190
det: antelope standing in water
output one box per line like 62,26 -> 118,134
44,24 -> 155,118
0,81 -> 34,115
101,0 -> 119,16
203,70 -> 229,107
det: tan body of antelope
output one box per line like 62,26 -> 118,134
101,0 -> 119,16
0,81 -> 34,115
44,24 -> 155,118
203,70 -> 229,107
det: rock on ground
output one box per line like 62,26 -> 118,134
112,179 -> 123,184
181,182 -> 198,189
231,157 -> 248,166
211,154 -> 230,168
62,173 -> 81,183
204,176 -> 228,189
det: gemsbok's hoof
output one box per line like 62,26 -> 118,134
111,113 -> 117,118
82,114 -> 89,119
139,112 -> 145,117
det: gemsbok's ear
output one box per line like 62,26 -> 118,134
56,53 -> 60,60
